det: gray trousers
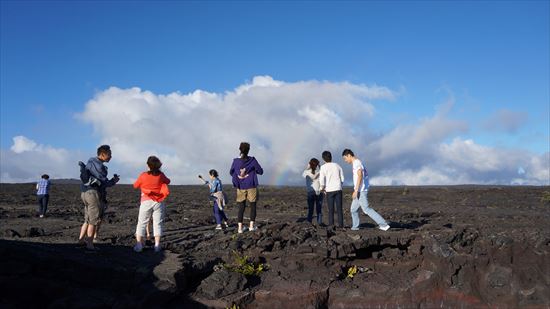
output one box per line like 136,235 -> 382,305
135,200 -> 165,237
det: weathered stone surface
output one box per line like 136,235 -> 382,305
1,185 -> 549,308
196,270 -> 247,299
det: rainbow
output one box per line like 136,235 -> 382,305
268,131 -> 309,186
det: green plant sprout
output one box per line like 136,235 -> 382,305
224,250 -> 266,276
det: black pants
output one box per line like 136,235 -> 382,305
37,194 -> 49,216
326,190 -> 343,227
237,201 -> 257,223
306,191 -> 323,224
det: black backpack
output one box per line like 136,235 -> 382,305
79,161 -> 101,187
79,161 -> 90,183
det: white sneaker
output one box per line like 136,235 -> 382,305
133,243 -> 143,252
215,224 -> 222,230
249,226 -> 258,232
378,224 -> 390,231
39,215 -> 44,218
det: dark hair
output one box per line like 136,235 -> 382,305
309,158 -> 320,173
239,142 -> 250,159
41,174 -> 49,179
147,156 -> 162,176
322,151 -> 332,163
342,149 -> 354,157
209,169 -> 219,178
97,145 -> 111,156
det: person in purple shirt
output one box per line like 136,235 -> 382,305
230,142 -> 263,234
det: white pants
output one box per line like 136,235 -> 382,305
136,200 -> 165,237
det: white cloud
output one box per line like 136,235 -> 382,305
1,136 -> 78,182
370,137 -> 549,186
370,166 -> 470,186
11,136 -> 38,153
9,135 -> 69,161
483,109 -> 528,133
1,76 -> 548,186
71,76 -> 395,185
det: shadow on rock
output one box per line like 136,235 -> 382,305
0,239 -> 193,309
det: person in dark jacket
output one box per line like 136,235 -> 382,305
78,145 -> 120,250
230,142 -> 263,234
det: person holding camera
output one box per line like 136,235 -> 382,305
78,145 -> 120,251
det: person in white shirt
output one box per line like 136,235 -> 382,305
319,151 -> 345,227
302,158 -> 323,225
342,149 -> 390,231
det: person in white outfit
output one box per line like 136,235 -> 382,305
319,151 -> 345,228
302,158 -> 323,224
342,149 -> 390,231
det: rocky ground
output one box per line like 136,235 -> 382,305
1,183 -> 549,308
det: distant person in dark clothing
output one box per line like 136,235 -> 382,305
230,142 -> 263,234
36,174 -> 51,218
78,145 -> 120,250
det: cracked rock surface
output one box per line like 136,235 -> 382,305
1,184 -> 549,308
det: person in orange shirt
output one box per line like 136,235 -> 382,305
133,156 -> 170,253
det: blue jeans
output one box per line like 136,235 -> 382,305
306,191 -> 323,224
37,194 -> 49,216
213,200 -> 228,225
351,191 -> 387,229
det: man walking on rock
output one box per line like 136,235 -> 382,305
342,149 -> 390,231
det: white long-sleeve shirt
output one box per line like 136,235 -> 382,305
319,162 -> 344,192
302,168 -> 321,194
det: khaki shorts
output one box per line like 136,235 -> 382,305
236,188 -> 258,203
81,190 -> 106,225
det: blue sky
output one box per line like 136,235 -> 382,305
1,1 -> 548,185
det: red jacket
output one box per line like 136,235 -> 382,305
133,171 -> 171,202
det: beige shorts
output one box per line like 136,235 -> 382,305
81,190 -> 106,225
236,188 -> 258,203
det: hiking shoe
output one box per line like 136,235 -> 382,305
378,224 -> 390,231
215,224 -> 222,230
133,243 -> 143,253
154,245 -> 162,253
85,246 -> 100,253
